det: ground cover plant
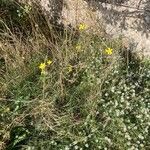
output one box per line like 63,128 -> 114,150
0,1 -> 150,150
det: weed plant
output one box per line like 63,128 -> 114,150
0,1 -> 150,150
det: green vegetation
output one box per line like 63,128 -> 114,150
0,1 -> 150,150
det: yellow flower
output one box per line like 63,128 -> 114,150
79,23 -> 87,31
105,48 -> 113,55
47,60 -> 52,65
39,62 -> 46,70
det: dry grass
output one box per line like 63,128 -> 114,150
0,1 -> 150,150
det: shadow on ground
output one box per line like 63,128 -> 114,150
84,0 -> 150,37
0,0 -> 78,42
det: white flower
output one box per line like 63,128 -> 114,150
136,115 -> 142,119
65,146 -> 70,150
84,137 -> 88,142
145,127 -> 148,133
111,87 -> 115,92
140,144 -> 144,147
104,137 -> 111,144
118,131 -> 121,135
88,134 -> 92,138
114,101 -> 118,107
132,92 -> 136,97
114,70 -> 119,74
96,111 -> 99,115
117,91 -> 121,94
130,146 -> 135,150
138,134 -> 144,140
121,96 -> 124,102
128,126 -> 131,130
85,144 -> 89,148
84,122 -> 88,126
105,93 -> 108,96
126,101 -> 130,107
123,126 -> 127,132
73,141 -> 78,145
120,110 -> 124,115
116,109 -> 120,116
125,133 -> 131,140
127,141 -> 131,146
74,145 -> 79,149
